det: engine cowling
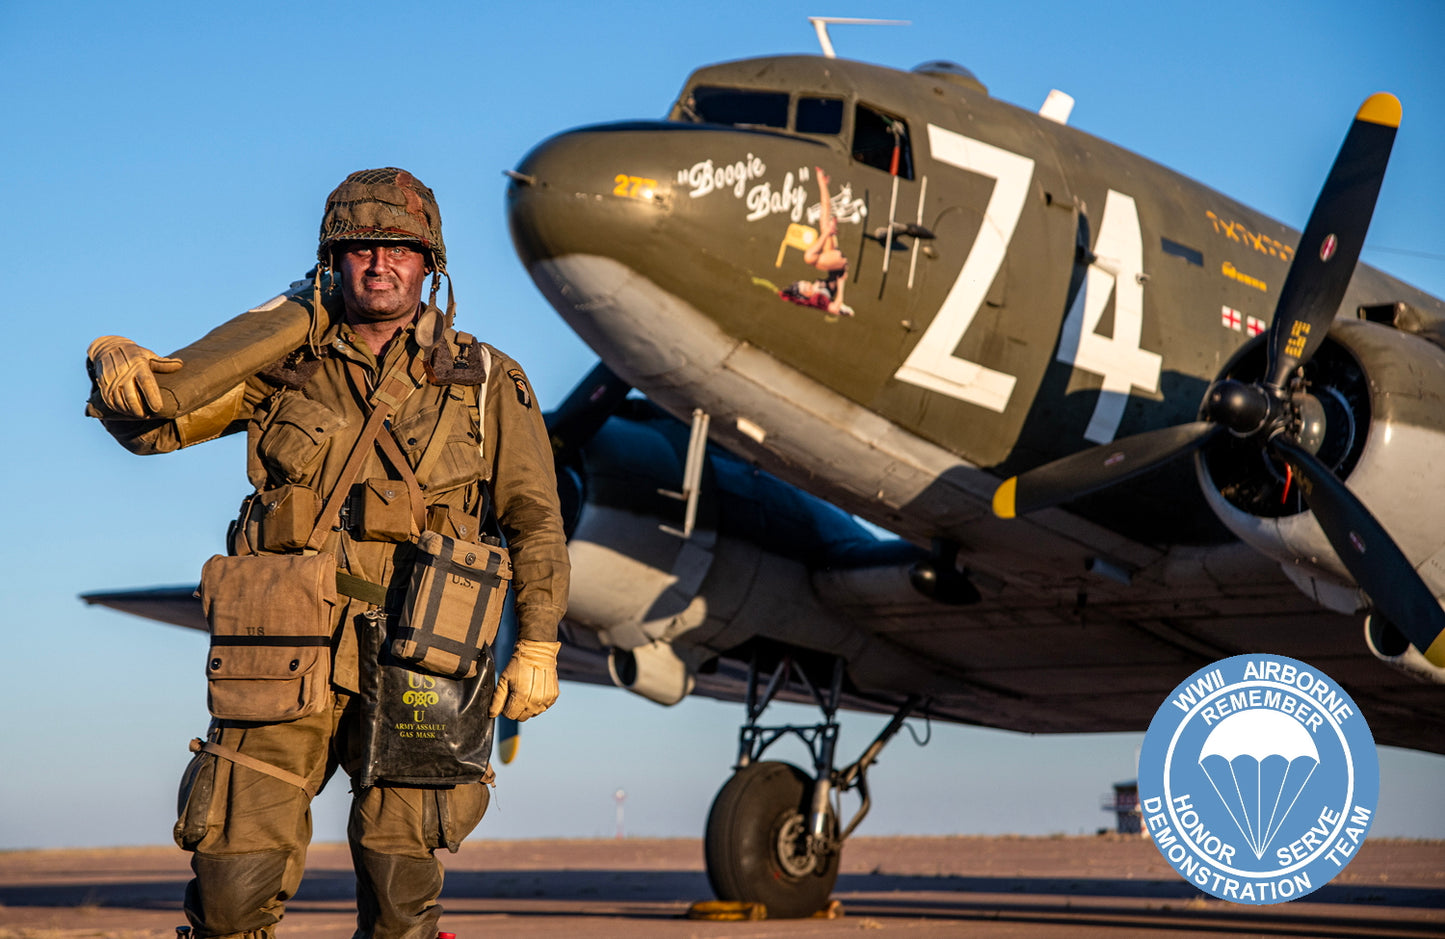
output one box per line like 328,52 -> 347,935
1198,319 -> 1445,610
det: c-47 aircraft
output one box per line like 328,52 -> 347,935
88,39 -> 1445,919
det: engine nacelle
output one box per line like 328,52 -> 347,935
1364,615 -> 1445,685
1199,320 -> 1445,600
607,641 -> 696,705
561,411 -> 948,706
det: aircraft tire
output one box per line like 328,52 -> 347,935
703,760 -> 839,918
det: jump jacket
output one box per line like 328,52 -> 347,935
98,305 -> 570,693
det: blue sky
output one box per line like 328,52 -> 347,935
2,0 -> 1443,850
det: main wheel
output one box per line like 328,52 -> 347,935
704,760 -> 840,918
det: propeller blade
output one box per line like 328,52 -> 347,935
545,361 -> 631,459
1265,93 -> 1400,389
993,421 -> 1220,518
494,577 -> 522,764
1271,435 -> 1445,666
496,716 -> 521,764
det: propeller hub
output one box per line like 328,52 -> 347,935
1205,380 -> 1272,437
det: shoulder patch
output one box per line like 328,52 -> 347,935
507,368 -> 532,408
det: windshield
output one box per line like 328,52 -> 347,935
683,86 -> 789,129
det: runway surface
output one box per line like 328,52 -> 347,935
1,835 -> 1441,938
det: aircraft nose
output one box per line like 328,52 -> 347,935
505,120 -> 830,381
506,123 -> 674,270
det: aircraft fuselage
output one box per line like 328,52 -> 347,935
507,55 -> 1444,546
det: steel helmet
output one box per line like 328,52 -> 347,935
317,167 -> 446,271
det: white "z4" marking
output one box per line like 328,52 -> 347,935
892,126 -> 1161,443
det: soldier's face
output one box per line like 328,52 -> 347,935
337,242 -> 429,323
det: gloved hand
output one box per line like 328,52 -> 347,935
87,335 -> 182,417
490,639 -> 561,721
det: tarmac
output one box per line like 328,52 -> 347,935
0,835 -> 1441,938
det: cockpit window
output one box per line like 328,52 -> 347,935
684,86 -> 789,129
853,104 -> 914,179
796,97 -> 844,135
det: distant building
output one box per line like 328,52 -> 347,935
1102,780 -> 1141,834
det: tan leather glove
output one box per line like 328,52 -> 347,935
87,335 -> 182,417
490,639 -> 561,721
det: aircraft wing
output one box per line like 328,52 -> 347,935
82,391 -> 1445,759
82,390 -> 1445,758
78,584 -> 914,719
82,541 -> 1445,759
82,586 -> 207,632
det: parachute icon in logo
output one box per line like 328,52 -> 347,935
1139,654 -> 1378,904
1198,709 -> 1319,860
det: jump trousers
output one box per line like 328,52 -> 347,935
174,690 -> 489,939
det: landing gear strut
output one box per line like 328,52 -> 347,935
703,650 -> 922,918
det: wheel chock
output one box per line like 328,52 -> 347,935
687,900 -> 766,920
686,899 -> 845,921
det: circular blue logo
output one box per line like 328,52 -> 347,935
1138,654 -> 1378,904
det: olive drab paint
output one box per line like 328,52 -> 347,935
507,55 -> 1445,544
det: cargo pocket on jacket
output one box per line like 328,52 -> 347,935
393,393 -> 484,494
256,393 -> 349,484
255,484 -> 320,552
356,477 -> 414,542
423,782 -> 490,854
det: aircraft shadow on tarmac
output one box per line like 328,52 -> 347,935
3,868 -> 1440,935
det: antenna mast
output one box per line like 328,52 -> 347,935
808,16 -> 910,58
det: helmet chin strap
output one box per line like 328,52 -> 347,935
417,267 -> 456,350
433,267 -> 455,329
444,271 -> 456,333
308,257 -> 332,357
